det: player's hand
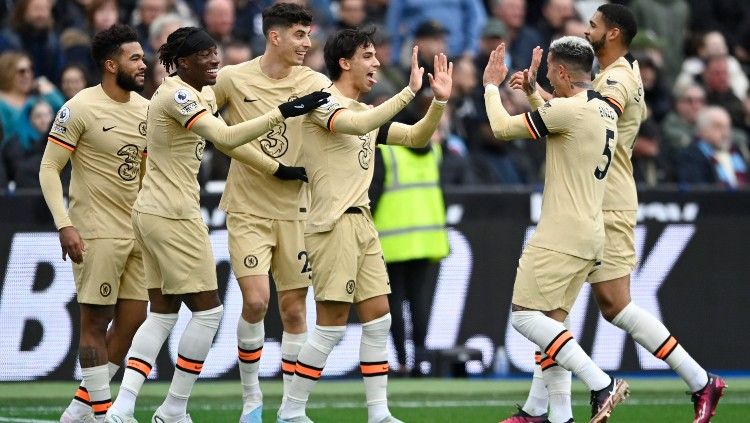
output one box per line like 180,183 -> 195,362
429,53 -> 453,101
278,91 -> 331,118
482,43 -> 508,87
59,226 -> 85,263
509,47 -> 542,95
273,163 -> 308,182
408,46 -> 425,93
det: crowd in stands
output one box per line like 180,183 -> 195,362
1,0 -> 749,192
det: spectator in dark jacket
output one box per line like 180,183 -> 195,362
678,106 -> 748,188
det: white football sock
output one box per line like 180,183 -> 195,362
82,364 -> 111,421
544,363 -> 572,423
237,317 -> 264,414
511,311 -> 610,391
521,352 -> 548,416
110,312 -> 177,416
612,302 -> 708,391
360,314 -> 392,423
65,363 -> 119,418
278,325 -> 345,420
281,331 -> 307,397
161,305 -> 223,418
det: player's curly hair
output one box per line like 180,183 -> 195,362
597,3 -> 638,47
262,2 -> 313,37
324,26 -> 377,81
158,27 -> 200,73
91,24 -> 139,70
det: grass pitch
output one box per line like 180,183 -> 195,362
0,377 -> 746,422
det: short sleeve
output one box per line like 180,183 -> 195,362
526,97 -> 572,139
47,100 -> 86,152
163,86 -> 209,129
307,92 -> 346,130
596,67 -> 631,116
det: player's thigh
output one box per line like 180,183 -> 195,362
306,218 -> 359,303
117,240 -> 148,302
227,212 -> 274,279
271,219 -> 312,291
132,211 -> 162,291
512,245 -> 592,313
588,210 -> 637,283
135,213 -> 217,295
73,238 -> 131,305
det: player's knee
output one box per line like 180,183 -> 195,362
243,297 -> 269,318
599,301 -> 625,322
280,303 -> 306,331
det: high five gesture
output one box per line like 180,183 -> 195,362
428,53 -> 453,101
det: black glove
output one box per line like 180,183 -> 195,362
278,91 -> 331,118
274,163 -> 308,182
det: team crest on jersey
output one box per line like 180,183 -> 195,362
138,121 -> 147,136
174,89 -> 191,104
56,106 -> 71,123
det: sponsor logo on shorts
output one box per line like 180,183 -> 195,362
346,280 -> 355,294
244,255 -> 258,268
99,282 -> 112,297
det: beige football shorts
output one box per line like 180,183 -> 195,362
73,238 -> 147,305
132,211 -> 217,295
588,210 -> 637,283
305,210 -> 390,303
226,212 -> 311,291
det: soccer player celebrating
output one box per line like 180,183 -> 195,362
503,5 -> 726,423
210,5 -> 331,421
276,27 -> 452,423
39,24 -> 149,423
483,38 -> 625,423
104,27 -> 328,423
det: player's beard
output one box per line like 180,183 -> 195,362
589,33 -> 606,54
116,69 -> 144,93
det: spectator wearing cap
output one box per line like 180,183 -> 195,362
386,0 -> 486,66
489,0 -> 543,71
408,21 -> 449,91
677,106 -> 748,188
474,19 -> 510,86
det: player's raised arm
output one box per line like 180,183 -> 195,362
482,43 -> 544,141
327,46 -> 423,135
381,53 -> 453,148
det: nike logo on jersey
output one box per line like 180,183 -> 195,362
244,98 -> 258,102
606,78 -> 618,86
103,126 -> 116,132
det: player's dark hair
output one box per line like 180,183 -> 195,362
262,2 -> 313,37
91,24 -> 139,70
548,36 -> 595,74
597,3 -> 637,47
324,27 -> 376,81
158,27 -> 216,73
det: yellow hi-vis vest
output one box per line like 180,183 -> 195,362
373,144 -> 449,263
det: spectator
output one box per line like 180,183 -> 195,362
638,54 -> 672,122
1,98 -> 57,189
677,106 -> 748,188
535,0 -> 577,91
53,0 -> 91,32
59,28 -> 96,79
702,55 -> 746,128
474,19 -> 510,87
203,0 -> 236,46
132,0 -> 168,50
632,119 -> 672,186
87,0 -> 120,35
0,52 -> 64,145
562,16 -> 587,38
662,83 -> 706,154
629,0 -> 690,83
386,0 -> 486,66
411,21 -> 448,89
335,0 -> 366,30
59,63 -> 90,100
687,0 -> 750,49
450,56 -> 486,151
370,136 -> 450,377
221,39 -> 253,66
676,31 -> 748,101
0,0 -> 65,82
432,107 -> 478,185
148,13 -> 193,58
490,0 -> 543,71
